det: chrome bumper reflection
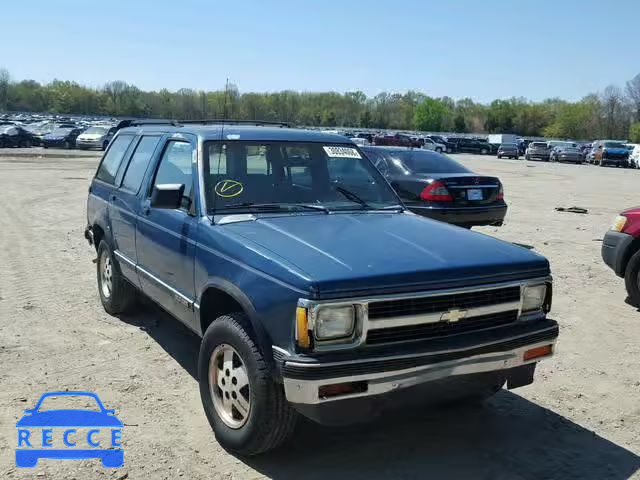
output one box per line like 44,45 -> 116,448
283,339 -> 555,405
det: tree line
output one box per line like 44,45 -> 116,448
1,67 -> 640,142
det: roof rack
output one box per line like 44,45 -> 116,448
178,119 -> 290,128
116,119 -> 180,129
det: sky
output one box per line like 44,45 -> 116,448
3,0 -> 640,103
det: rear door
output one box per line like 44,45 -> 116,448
110,135 -> 163,285
88,133 -> 137,246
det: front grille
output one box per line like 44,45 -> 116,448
367,286 -> 520,320
604,153 -> 627,160
366,310 -> 518,345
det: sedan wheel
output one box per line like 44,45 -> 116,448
481,148 -> 488,155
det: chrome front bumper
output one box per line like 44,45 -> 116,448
281,326 -> 557,405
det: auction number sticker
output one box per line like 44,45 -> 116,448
323,146 -> 362,159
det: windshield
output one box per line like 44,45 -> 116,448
0,126 -> 16,134
385,149 -> 469,174
500,144 -> 517,148
83,126 -> 108,134
604,142 -> 625,149
530,142 -> 547,148
204,141 -> 399,214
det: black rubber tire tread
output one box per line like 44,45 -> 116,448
96,240 -> 136,315
198,313 -> 297,456
624,250 -> 640,307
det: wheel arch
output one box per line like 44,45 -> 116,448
620,237 -> 640,275
197,278 -> 275,368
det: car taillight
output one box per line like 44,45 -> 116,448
420,180 -> 453,201
497,184 -> 504,200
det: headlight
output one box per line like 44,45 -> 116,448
314,305 -> 355,340
611,215 -> 627,232
522,284 -> 546,313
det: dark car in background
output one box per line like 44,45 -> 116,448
373,133 -> 421,147
525,142 -> 552,161
42,126 -> 84,149
362,146 -> 507,228
0,125 -> 36,147
24,122 -> 55,146
497,143 -> 519,159
447,137 -> 494,155
550,145 -> 583,163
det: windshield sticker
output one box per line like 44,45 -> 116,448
226,134 -> 240,140
323,146 -> 361,159
214,180 -> 244,198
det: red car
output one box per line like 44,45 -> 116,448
602,206 -> 640,305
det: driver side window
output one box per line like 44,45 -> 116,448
153,141 -> 194,212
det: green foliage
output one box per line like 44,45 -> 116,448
413,97 -> 451,131
629,122 -> 640,143
0,67 -> 637,139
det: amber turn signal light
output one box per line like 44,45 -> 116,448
523,344 -> 553,361
296,307 -> 311,348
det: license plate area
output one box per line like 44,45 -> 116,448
467,189 -> 483,201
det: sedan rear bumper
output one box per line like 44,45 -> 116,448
408,203 -> 507,227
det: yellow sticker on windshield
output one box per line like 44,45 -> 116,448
214,179 -> 244,198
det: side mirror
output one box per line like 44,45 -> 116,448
150,184 -> 185,209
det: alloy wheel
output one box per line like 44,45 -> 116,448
209,344 -> 251,429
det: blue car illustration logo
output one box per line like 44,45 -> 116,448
16,391 -> 123,468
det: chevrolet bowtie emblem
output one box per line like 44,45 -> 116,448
440,308 -> 467,323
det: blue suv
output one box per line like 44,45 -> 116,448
85,120 -> 558,455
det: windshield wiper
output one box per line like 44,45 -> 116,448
334,186 -> 372,209
222,202 -> 329,213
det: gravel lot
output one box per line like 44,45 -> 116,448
0,150 -> 639,479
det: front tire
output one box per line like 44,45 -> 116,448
96,240 -> 136,315
199,313 -> 297,456
481,148 -> 488,155
435,147 -> 443,153
625,250 -> 640,307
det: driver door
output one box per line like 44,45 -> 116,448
135,137 -> 199,328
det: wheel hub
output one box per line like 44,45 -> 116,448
209,344 -> 251,429
100,250 -> 112,299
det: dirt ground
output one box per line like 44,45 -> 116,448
0,149 -> 639,479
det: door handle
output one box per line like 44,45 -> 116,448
143,206 -> 151,216
110,194 -> 116,201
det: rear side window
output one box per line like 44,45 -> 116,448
121,136 -> 162,193
95,135 -> 134,184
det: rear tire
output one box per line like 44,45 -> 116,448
497,155 -> 502,159
481,148 -> 488,155
96,240 -> 137,315
198,313 -> 298,456
64,140 -> 70,149
624,250 -> 640,307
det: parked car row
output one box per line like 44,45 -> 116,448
0,113 -> 120,150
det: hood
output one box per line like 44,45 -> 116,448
220,213 -> 549,297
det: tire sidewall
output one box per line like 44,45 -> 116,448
198,316 -> 273,453
625,251 -> 640,306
